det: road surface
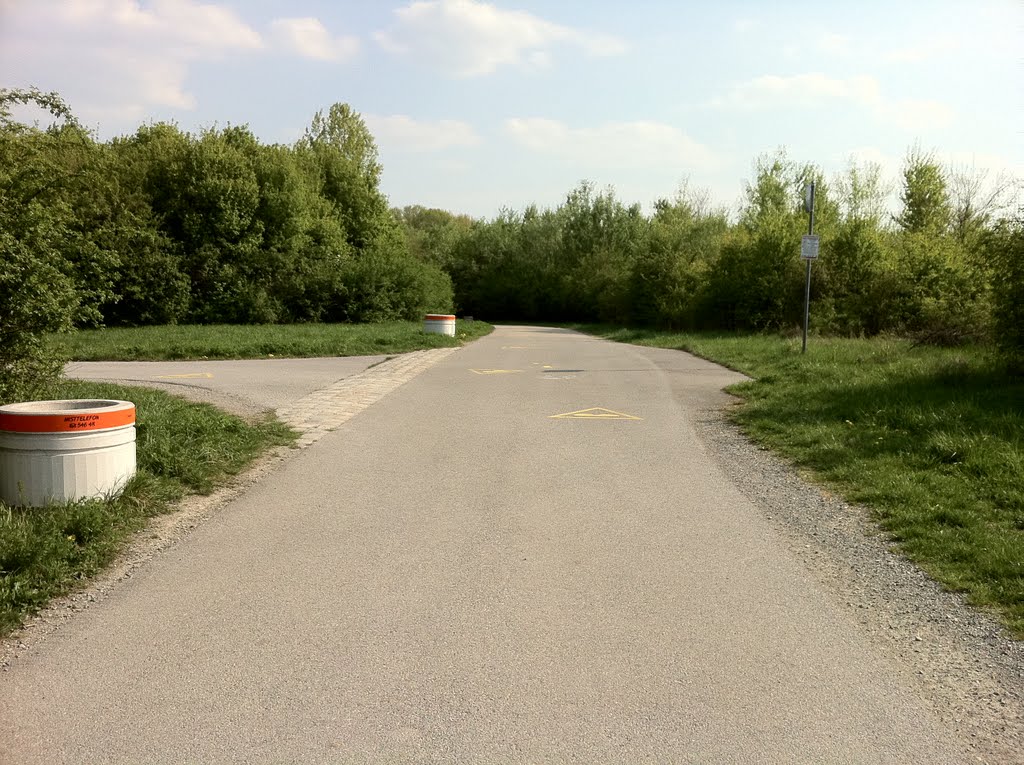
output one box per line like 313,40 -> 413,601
0,326 -> 980,763
65,356 -> 389,417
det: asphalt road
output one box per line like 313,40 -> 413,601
0,327 -> 976,763
65,356 -> 389,416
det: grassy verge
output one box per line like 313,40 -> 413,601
0,379 -> 296,637
578,325 -> 1024,638
49,320 -> 492,361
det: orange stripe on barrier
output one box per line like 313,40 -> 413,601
424,314 -> 456,320
0,407 -> 136,433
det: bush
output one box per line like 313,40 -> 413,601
884,231 -> 990,344
332,245 -> 453,323
990,218 -> 1024,368
0,89 -> 84,403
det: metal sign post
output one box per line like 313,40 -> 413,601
801,182 -> 816,354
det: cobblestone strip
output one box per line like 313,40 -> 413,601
276,348 -> 459,447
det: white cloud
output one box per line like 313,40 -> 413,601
374,0 -> 627,77
0,0 -> 262,128
503,118 -> 718,171
270,17 -> 359,62
886,39 -> 959,63
364,115 -> 482,152
712,73 -> 880,109
61,0 -> 263,52
712,73 -> 954,131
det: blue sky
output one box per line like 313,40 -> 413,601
1,0 -> 1020,219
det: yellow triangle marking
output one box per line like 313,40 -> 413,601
549,407 -> 642,420
470,368 -> 522,375
155,373 -> 214,379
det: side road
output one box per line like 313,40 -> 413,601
64,355 -> 392,419
1,327 -> 1018,763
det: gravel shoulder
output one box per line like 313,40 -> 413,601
692,397 -> 1024,764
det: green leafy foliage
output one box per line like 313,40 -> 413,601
0,88 -> 86,403
989,217 -> 1024,369
395,205 -> 474,272
896,148 -> 953,235
629,191 -> 725,329
2,87 -> 1020,379
431,149 -> 1016,365
333,243 -> 454,322
448,183 -> 649,323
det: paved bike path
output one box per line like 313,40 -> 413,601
0,327 -> 973,763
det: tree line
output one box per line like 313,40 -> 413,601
1,87 -> 1021,402
1,88 -> 453,401
403,153 -> 1020,345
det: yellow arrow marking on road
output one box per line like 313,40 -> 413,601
155,373 -> 214,379
549,407 -> 642,420
470,369 -> 522,375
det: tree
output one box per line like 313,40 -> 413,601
705,152 -> 809,329
554,182 -> 645,322
948,165 -> 1021,254
630,184 -> 726,328
811,161 -> 891,334
890,150 -> 992,343
836,159 -> 889,225
0,88 -> 89,402
895,149 -> 951,234
131,124 -> 270,323
988,216 -> 1024,368
296,104 -> 390,252
250,141 -> 351,322
395,205 -> 474,272
300,103 -> 381,187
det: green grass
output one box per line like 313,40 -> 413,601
50,320 -> 493,361
578,325 -> 1024,638
0,379 -> 296,636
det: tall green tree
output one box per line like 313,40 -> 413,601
395,205 -> 474,272
554,182 -> 645,322
813,161 -> 891,334
250,141 -> 350,322
630,185 -> 726,328
989,216 -> 1024,368
895,149 -> 952,234
705,151 -> 807,329
99,134 -> 189,326
0,88 -> 86,402
296,103 -> 390,252
891,150 -> 989,342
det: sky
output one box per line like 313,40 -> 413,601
1,0 -> 1021,219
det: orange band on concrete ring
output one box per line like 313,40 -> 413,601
424,314 -> 456,320
0,407 -> 136,433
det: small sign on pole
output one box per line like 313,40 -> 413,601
802,182 -> 816,354
801,234 -> 820,260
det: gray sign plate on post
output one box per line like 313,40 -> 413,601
801,234 -> 820,260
